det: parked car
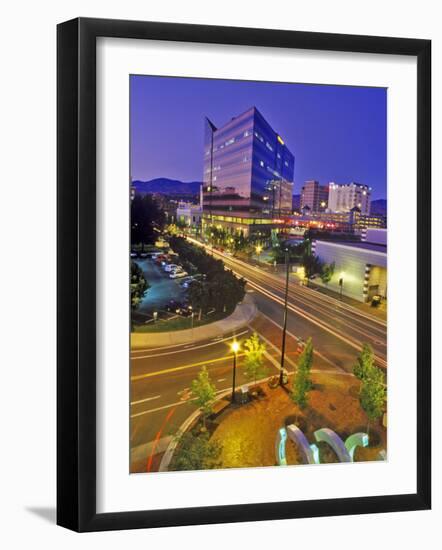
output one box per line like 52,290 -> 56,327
179,276 -> 194,288
139,251 -> 149,258
164,263 -> 179,272
166,300 -> 191,315
170,270 -> 188,279
130,250 -> 138,258
155,254 -> 167,264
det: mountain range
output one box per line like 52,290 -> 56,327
132,178 -> 202,195
132,179 -> 387,215
370,199 -> 387,216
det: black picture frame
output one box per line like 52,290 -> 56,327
57,17 -> 431,532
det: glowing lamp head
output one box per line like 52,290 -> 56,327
231,341 -> 240,354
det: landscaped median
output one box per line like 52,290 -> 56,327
159,370 -> 387,472
130,293 -> 257,349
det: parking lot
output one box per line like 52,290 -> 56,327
133,257 -> 187,317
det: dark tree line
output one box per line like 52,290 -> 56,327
170,236 -> 246,317
130,261 -> 149,311
131,194 -> 165,246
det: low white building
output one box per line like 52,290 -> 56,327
176,202 -> 203,228
328,182 -> 371,215
312,236 -> 387,303
361,227 -> 387,245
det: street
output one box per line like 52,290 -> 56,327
188,238 -> 386,368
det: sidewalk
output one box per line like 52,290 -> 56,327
130,294 -> 257,349
299,278 -> 387,321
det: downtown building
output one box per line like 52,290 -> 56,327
202,107 -> 295,237
300,180 -> 329,212
311,228 -> 387,303
328,182 -> 371,215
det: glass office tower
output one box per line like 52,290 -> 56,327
203,107 -> 295,218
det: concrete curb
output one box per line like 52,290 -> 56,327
158,388 -> 232,472
158,373 -> 282,472
131,294 -> 257,349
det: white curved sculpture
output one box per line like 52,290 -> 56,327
276,425 -> 319,465
276,425 -> 371,465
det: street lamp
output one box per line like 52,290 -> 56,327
279,247 -> 290,385
231,341 -> 240,403
189,307 -> 194,335
256,244 -> 262,265
339,271 -> 345,301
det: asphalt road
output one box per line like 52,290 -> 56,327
187,238 -> 387,369
130,327 -> 279,471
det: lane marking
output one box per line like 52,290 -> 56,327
131,364 -> 355,420
131,353 -> 246,382
256,314 -> 345,371
189,238 -> 387,328
130,395 -> 161,406
131,387 -> 231,418
245,278 -> 387,369
147,407 -> 177,472
231,262 -> 387,342
131,437 -> 172,460
131,330 -> 249,360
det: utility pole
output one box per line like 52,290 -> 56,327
231,341 -> 240,403
279,248 -> 290,385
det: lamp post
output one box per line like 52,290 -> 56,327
190,308 -> 194,337
279,248 -> 290,385
339,272 -> 345,301
256,244 -> 262,265
231,341 -> 240,403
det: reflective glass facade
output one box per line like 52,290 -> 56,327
203,107 -> 294,217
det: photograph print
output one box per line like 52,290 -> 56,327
129,75 -> 387,474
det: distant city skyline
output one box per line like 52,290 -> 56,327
130,75 -> 387,200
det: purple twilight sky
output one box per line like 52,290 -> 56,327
130,75 -> 387,200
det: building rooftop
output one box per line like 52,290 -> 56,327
315,239 -> 387,254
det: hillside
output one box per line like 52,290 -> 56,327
132,178 -> 202,195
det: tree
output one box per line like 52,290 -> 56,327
130,261 -> 149,311
209,272 -> 246,314
302,251 -> 322,279
190,366 -> 216,429
131,194 -> 165,247
169,431 -> 222,471
243,333 -> 268,387
291,337 -> 314,411
188,280 -> 211,319
359,365 -> 386,435
320,261 -> 335,285
353,343 -> 375,381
